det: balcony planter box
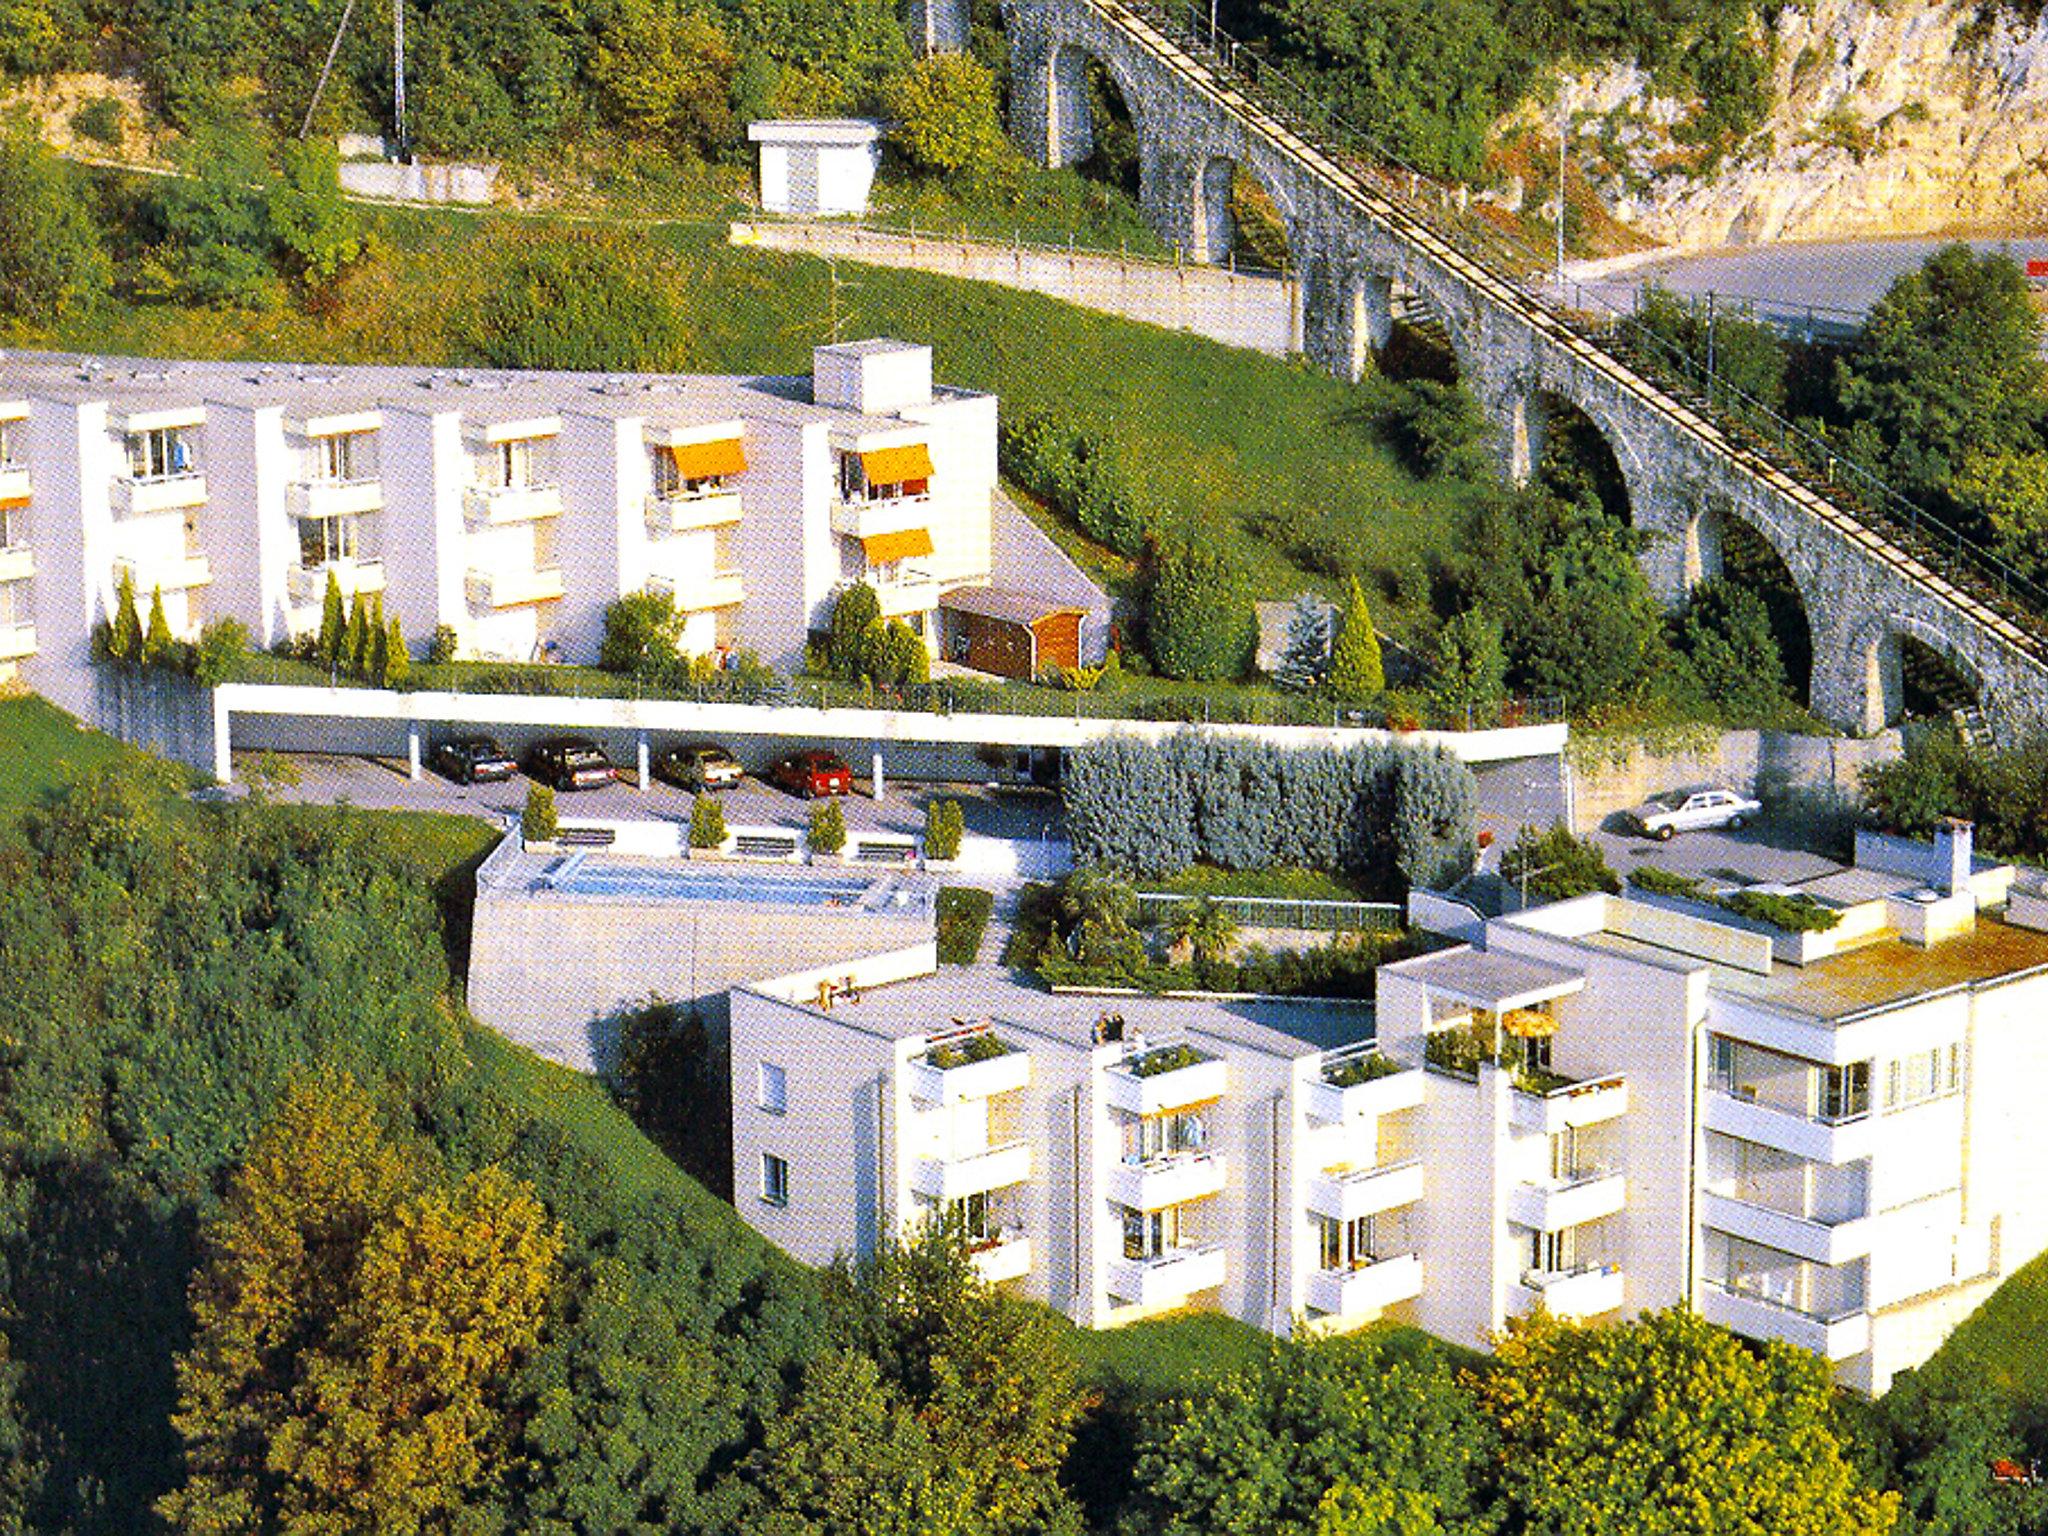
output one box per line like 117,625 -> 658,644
1508,1073 -> 1628,1134
1304,1061 -> 1424,1125
1104,1047 -> 1226,1117
905,1042 -> 1029,1106
968,1232 -> 1031,1284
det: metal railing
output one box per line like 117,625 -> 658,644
1096,0 -> 2048,656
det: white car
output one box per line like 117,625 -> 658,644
1629,787 -> 1762,841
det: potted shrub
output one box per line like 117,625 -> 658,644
808,798 -> 847,861
688,793 -> 728,858
522,783 -> 559,851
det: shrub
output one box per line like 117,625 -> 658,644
268,138 -> 367,292
924,799 -> 964,862
1722,889 -> 1841,933
460,232 -> 692,373
882,54 -> 1007,180
1149,539 -> 1255,682
868,620 -> 929,687
600,590 -> 686,678
523,783 -> 559,844
1392,745 -> 1478,891
1627,866 -> 1705,899
0,124 -> 110,323
1327,577 -> 1385,700
1500,822 -> 1618,904
827,584 -> 883,680
935,886 -> 994,965
72,95 -> 126,147
688,794 -> 727,850
808,798 -> 846,856
192,617 -> 250,688
427,624 -> 460,665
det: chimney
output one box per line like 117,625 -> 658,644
1934,819 -> 1974,897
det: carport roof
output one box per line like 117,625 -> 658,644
939,585 -> 1090,626
1387,947 -> 1586,1011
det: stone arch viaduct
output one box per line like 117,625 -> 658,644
949,0 -> 2048,738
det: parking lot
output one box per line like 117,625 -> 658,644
244,750 -> 1066,843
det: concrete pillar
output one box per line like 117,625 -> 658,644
1015,42 -> 1096,169
872,746 -> 887,802
1301,260 -> 1396,383
907,0 -> 969,54
1684,503 -> 1726,590
637,732 -> 650,793
1810,621 -> 1900,738
1498,388 -> 1548,487
1190,157 -> 1237,265
407,726 -> 421,782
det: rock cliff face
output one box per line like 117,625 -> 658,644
1550,0 -> 2048,249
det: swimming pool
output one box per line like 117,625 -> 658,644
543,862 -> 910,909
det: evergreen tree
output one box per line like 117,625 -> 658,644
1149,539 -> 1255,682
143,586 -> 176,667
382,617 -> 409,689
808,798 -> 847,856
1429,607 -> 1507,721
829,584 -> 883,680
319,571 -> 346,669
1674,578 -> 1791,721
108,568 -> 144,662
345,593 -> 370,678
369,606 -> 390,686
523,783 -> 559,844
1272,592 -> 1330,692
689,793 -> 728,850
1327,576 -> 1385,699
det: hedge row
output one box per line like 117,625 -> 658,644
1061,732 -> 1478,892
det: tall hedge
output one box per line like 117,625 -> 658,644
1061,732 -> 1476,892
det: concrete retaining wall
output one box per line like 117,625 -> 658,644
1571,728 -> 1902,835
339,160 -> 498,205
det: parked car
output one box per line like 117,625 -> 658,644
433,735 -> 518,785
769,749 -> 853,798
527,736 -> 617,791
655,742 -> 744,791
1629,786 -> 1762,840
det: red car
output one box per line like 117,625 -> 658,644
769,749 -> 853,798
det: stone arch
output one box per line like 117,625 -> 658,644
1011,23 -> 1156,175
1836,613 -> 1985,736
1189,155 -> 1238,264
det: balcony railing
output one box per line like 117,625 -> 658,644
0,622 -> 35,662
1306,1250 -> 1422,1318
1507,1169 -> 1627,1232
0,465 -> 28,502
651,488 -> 743,533
466,565 -> 566,609
464,482 -> 562,525
1699,1281 -> 1870,1360
1305,1158 -> 1424,1223
859,564 -> 943,619
653,568 -> 745,612
289,478 -> 384,520
287,559 -> 386,606
1107,1150 -> 1227,1211
114,552 -> 212,592
1305,1044 -> 1423,1125
1703,1089 -> 1880,1167
911,1139 -> 1032,1202
832,491 -> 932,541
967,1228 -> 1031,1284
1698,1189 -> 1877,1266
904,1036 -> 1029,1105
113,472 -> 207,517
1106,1243 -> 1228,1309
1515,1262 -> 1625,1320
0,544 -> 33,585
1508,1072 -> 1629,1134
1104,1044 -> 1226,1117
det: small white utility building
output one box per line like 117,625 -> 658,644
748,119 -> 884,217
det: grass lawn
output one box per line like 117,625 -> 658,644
0,695 -> 200,814
22,187 -> 1476,641
1912,1248 -> 2048,1407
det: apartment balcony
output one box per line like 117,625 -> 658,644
904,1044 -> 1030,1107
463,482 -> 562,526
287,559 -> 386,607
1304,1047 -> 1425,1126
967,1230 -> 1031,1285
1306,1252 -> 1423,1318
0,466 -> 28,502
1699,1190 -> 1877,1267
652,568 -> 745,613
861,567 -> 944,621
1704,1090 -> 1878,1166
0,623 -> 35,662
289,478 -> 385,520
114,553 -> 212,593
113,473 -> 207,517
1107,1151 -> 1227,1212
1106,1244 -> 1227,1309
1104,1048 -> 1226,1117
1305,1158 -> 1424,1224
1700,1283 -> 1870,1361
911,1139 -> 1031,1202
831,492 -> 932,542
1509,1072 -> 1629,1135
1507,1170 -> 1627,1233
0,545 -> 33,585
652,489 -> 743,533
1512,1263 -> 1626,1320
466,566 -> 566,609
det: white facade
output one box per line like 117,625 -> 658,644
732,825 -> 2048,1390
0,343 -> 1005,701
749,120 -> 884,217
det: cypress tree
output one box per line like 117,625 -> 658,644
382,617 -> 409,689
142,586 -> 175,667
108,568 -> 144,662
1272,592 -> 1330,692
370,609 -> 389,685
1328,577 -> 1386,699
319,571 -> 346,669
345,593 -> 370,678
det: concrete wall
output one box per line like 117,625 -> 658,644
339,160 -> 498,205
1571,728 -> 1902,835
733,221 -> 1302,358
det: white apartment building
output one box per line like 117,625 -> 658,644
0,341 -> 1098,714
731,824 -> 2048,1392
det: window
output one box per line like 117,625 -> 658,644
314,432 -> 369,483
1121,1204 -> 1181,1261
654,449 -> 727,501
948,1191 -> 993,1244
1317,1214 -> 1383,1271
757,1062 -> 787,1115
1883,1045 -> 1961,1110
126,427 -> 196,480
0,421 -> 18,468
1709,1035 -> 1739,1096
1527,1226 -> 1578,1276
760,1152 -> 789,1207
1819,1061 -> 1871,1123
494,437 -> 545,490
297,514 -> 360,568
1124,1109 -> 1207,1164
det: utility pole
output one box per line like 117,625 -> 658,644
1555,115 -> 1568,296
393,0 -> 408,159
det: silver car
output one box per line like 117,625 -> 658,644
1629,786 -> 1762,841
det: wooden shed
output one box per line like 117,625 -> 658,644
940,586 -> 1090,680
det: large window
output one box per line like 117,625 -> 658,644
1121,1204 -> 1183,1261
1123,1109 -> 1208,1165
1317,1214 -> 1385,1272
760,1152 -> 789,1208
1526,1226 -> 1578,1277
493,436 -> 549,491
1884,1044 -> 1961,1110
949,1191 -> 993,1244
312,432 -> 372,483
297,514 -> 361,568
757,1062 -> 787,1115
1819,1062 -> 1871,1123
126,427 -> 197,480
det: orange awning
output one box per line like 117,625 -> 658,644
670,438 -> 746,480
861,528 -> 934,565
860,443 -> 934,485
0,496 -> 27,512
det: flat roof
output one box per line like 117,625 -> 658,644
778,966 -> 1374,1057
0,350 -> 986,436
1384,946 -> 1585,1011
480,844 -> 935,916
939,585 -> 1090,625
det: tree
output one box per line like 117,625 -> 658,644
0,123 -> 109,323
748,1350 -> 948,1536
1272,592 -> 1331,692
1394,746 -> 1479,891
1838,244 -> 2048,501
1430,606 -> 1507,721
1860,727 -> 1974,841
1127,1330 -> 1499,1536
828,583 -> 883,680
147,97 -> 276,307
1674,577 -> 1792,721
808,798 -> 846,856
1149,539 -> 1255,682
1166,897 -> 1237,967
523,783 -> 559,844
869,620 -> 929,687
600,589 -> 686,679
1328,576 -> 1385,699
345,593 -> 371,677
883,54 -> 1008,180
589,0 -> 737,154
107,568 -> 144,663
1953,449 -> 2048,586
191,617 -> 249,688
1873,1369 -> 2048,1536
1060,866 -> 1145,973
923,799 -> 964,861
382,617 -> 409,689
1476,1307 -> 1899,1536
143,586 -> 177,666
319,571 -> 346,669
1623,286 -> 1789,413
689,793 -> 728,850
266,138 -> 365,294
369,603 -> 390,686
1499,821 -> 1618,904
